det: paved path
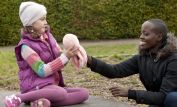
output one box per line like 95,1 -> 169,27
0,90 -> 132,107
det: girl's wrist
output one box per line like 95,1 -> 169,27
60,53 -> 69,64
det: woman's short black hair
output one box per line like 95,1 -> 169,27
148,19 -> 168,41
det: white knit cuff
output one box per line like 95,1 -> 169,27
60,53 -> 69,65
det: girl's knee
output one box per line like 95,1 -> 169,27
52,88 -> 67,101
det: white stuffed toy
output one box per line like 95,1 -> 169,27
63,34 -> 87,70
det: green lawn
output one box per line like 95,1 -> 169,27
86,43 -> 137,57
0,50 -> 19,89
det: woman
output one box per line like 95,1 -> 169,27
87,19 -> 177,107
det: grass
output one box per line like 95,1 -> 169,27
0,51 -> 19,89
86,43 -> 137,57
0,42 -> 147,107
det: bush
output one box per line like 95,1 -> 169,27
1,0 -> 177,46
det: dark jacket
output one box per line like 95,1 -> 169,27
87,34 -> 177,106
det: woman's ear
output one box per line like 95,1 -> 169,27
157,33 -> 163,41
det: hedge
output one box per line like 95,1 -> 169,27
0,0 -> 177,46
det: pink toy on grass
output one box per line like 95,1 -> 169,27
63,34 -> 87,70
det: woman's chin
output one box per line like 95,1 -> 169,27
139,45 -> 146,50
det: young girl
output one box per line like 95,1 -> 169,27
4,1 -> 89,107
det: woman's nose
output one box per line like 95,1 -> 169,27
140,34 -> 144,39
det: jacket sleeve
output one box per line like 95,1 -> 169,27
128,59 -> 177,105
128,90 -> 165,105
87,55 -> 139,78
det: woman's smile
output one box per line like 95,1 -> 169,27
139,41 -> 147,49
140,41 -> 146,46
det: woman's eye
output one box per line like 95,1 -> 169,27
141,32 -> 149,36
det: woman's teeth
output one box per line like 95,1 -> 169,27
140,41 -> 146,45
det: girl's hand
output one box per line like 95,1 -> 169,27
109,86 -> 129,97
64,45 -> 78,59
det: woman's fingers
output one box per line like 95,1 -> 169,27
109,87 -> 120,96
109,86 -> 129,97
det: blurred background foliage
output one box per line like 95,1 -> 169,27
0,0 -> 177,46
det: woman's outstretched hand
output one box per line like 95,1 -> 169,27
109,86 -> 129,97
